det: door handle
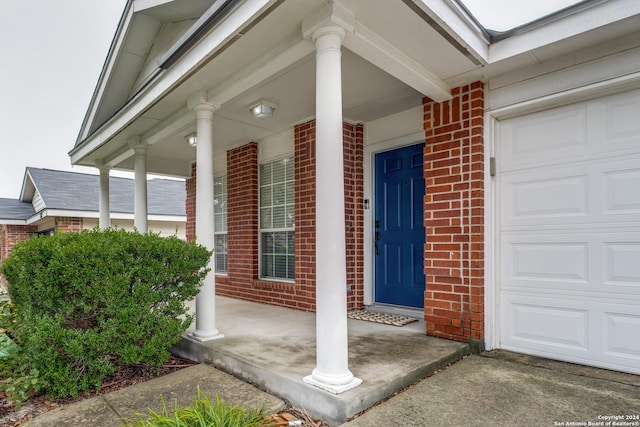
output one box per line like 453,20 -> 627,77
374,231 -> 381,255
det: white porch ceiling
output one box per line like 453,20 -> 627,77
72,0 -> 640,177
76,0 -> 482,177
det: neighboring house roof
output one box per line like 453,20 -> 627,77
0,198 -> 35,221
21,167 -> 185,216
0,167 -> 185,224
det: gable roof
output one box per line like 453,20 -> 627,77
76,0 -> 225,146
0,198 -> 36,221
17,167 -> 185,217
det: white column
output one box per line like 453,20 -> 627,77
97,163 -> 111,229
129,137 -> 148,233
303,24 -> 362,394
191,100 -> 223,341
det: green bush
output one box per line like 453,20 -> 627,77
121,387 -> 269,427
0,228 -> 211,398
0,300 -> 44,404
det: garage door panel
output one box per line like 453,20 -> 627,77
603,242 -> 640,287
501,90 -> 640,172
591,89 -> 640,148
501,105 -> 588,169
602,166 -> 640,215
604,312 -> 640,360
502,232 -> 640,295
502,296 -> 589,351
502,294 -> 640,374
502,158 -> 640,228
502,171 -> 587,225
503,240 -> 589,287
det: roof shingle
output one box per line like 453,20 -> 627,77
0,168 -> 185,220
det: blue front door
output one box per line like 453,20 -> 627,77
374,144 -> 426,308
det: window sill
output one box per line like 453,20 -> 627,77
253,280 -> 295,291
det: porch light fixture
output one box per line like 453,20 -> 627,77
249,99 -> 277,119
185,132 -> 197,147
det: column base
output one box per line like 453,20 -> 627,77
303,372 -> 362,395
190,329 -> 224,342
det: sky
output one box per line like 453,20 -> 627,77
0,0 -> 126,198
0,0 -> 580,199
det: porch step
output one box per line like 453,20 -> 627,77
172,324 -> 469,425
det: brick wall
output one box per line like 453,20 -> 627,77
55,217 -> 83,233
343,122 -> 365,309
293,121 -> 318,311
422,82 -> 485,345
222,142 -> 260,300
185,163 -> 196,242
184,121 -> 365,312
0,224 -> 38,290
0,224 -> 38,262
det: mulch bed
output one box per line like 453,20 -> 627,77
0,355 -> 198,427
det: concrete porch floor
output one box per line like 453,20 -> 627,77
172,296 -> 470,425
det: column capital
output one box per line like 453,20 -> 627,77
94,159 -> 111,171
127,136 -> 148,152
302,2 -> 354,41
187,90 -> 220,115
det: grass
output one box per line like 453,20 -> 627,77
121,386 -> 271,427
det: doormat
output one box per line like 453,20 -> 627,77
347,310 -> 418,327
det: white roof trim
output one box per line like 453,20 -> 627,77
25,209 -> 186,225
488,0 -> 640,63
0,219 -> 27,225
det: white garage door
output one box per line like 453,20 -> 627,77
498,89 -> 640,375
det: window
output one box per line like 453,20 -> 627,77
214,175 -> 227,274
260,157 -> 294,280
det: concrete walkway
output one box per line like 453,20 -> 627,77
23,351 -> 640,426
342,353 -> 640,427
22,364 -> 285,426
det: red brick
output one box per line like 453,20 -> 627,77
423,82 -> 485,344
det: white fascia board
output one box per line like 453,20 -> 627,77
148,215 -> 186,222
0,219 -> 28,225
25,210 -> 99,224
30,209 -> 186,223
408,0 -> 489,64
345,21 -> 451,102
489,0 -> 640,63
77,6 -> 135,145
70,0 -> 274,165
